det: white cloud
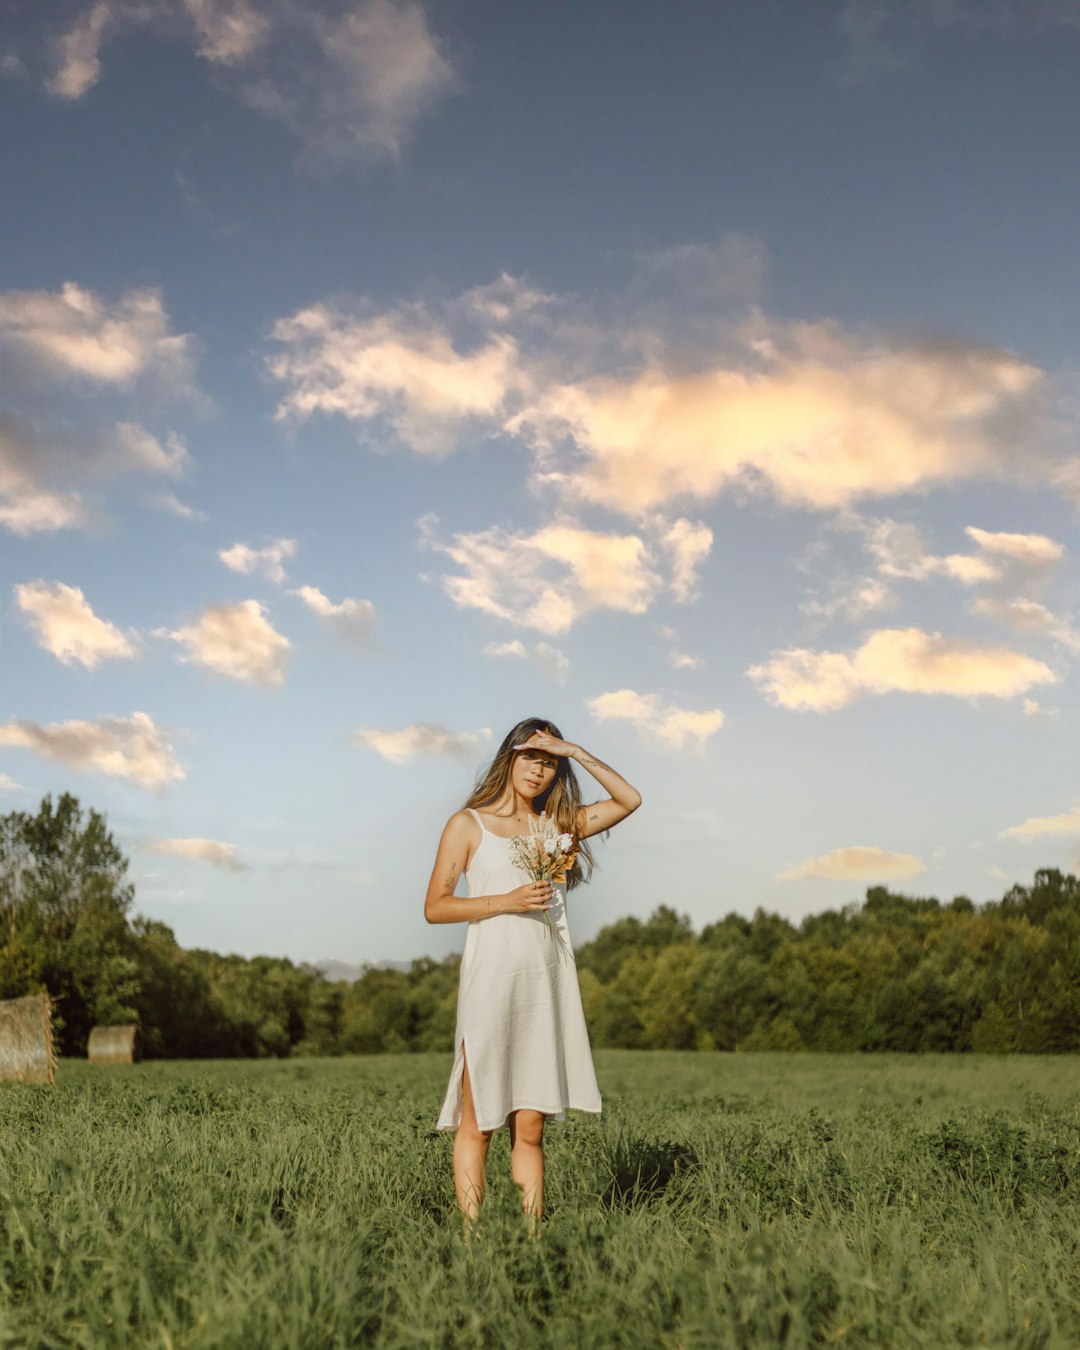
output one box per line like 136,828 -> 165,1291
0,711 -> 184,790
0,431 -> 86,535
964,526 -> 1065,566
986,863 -> 1007,881
862,517 -> 1000,585
352,723 -> 491,764
46,0 -> 114,98
162,600 -> 291,686
269,302 -> 520,455
0,282 -> 197,391
778,845 -> 926,881
658,518 -> 713,602
670,652 -> 704,670
519,326 -> 1041,515
14,581 -> 137,669
266,274 -> 1061,525
421,515 -> 660,633
801,574 -> 895,621
184,0 -> 269,64
971,597 -> 1080,651
748,626 -> 1056,711
863,519 -> 941,580
1001,805 -> 1080,841
0,773 -> 23,791
219,538 -> 297,583
115,422 -> 190,477
483,639 -> 569,682
284,0 -> 456,162
45,0 -> 454,163
1021,697 -> 1058,719
938,553 -> 1000,584
587,689 -> 725,750
1,407 -> 194,542
290,585 -> 376,640
143,836 -> 249,872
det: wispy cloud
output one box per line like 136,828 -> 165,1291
657,518 -> 713,603
143,836 -> 249,872
114,422 -> 190,477
836,0 -> 1080,84
421,514 -> 661,633
46,0 -> 115,98
778,845 -> 926,881
148,489 -> 207,522
219,538 -> 297,583
801,574 -> 895,622
161,600 -> 291,685
748,627 -> 1056,711
44,0 -> 455,164
863,518 -> 1001,583
351,722 -> 491,764
0,283 -> 202,534
1000,804 -> 1080,840
631,233 -> 767,307
587,689 -> 725,750
0,281 -> 198,392
290,585 -> 376,640
267,272 -> 1064,521
0,773 -> 24,792
970,597 -> 1080,651
483,639 -> 569,682
963,526 -> 1065,566
0,712 -> 184,790
269,301 -> 520,455
0,414 -> 87,535
14,580 -> 137,669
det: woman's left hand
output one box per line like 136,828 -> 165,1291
514,730 -> 578,758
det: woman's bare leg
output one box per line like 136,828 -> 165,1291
453,1052 -> 492,1219
508,1109 -> 545,1220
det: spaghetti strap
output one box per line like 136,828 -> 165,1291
466,806 -> 486,832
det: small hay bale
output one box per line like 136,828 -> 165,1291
87,1024 -> 140,1064
0,993 -> 56,1085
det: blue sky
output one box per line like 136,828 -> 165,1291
1,0 -> 1078,967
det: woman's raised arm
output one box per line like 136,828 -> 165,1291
513,731 -> 642,840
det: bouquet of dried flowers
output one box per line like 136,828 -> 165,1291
508,812 -> 576,954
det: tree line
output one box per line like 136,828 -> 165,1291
2,794 -> 1077,1057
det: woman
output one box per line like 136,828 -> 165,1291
425,717 -> 641,1221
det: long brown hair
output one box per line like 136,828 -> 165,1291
465,717 -> 595,889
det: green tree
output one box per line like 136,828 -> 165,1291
0,794 -> 140,1053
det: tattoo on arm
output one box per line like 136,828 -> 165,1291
444,862 -> 458,893
589,813 -> 599,822
580,754 -> 609,772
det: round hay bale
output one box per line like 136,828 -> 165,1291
87,1024 -> 140,1064
0,993 -> 56,1085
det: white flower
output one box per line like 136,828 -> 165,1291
544,837 -> 557,854
558,832 -> 573,851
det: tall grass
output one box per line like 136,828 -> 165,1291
1,1053 -> 1077,1348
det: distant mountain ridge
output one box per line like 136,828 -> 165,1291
315,958 -> 411,983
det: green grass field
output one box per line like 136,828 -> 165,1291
1,1053 -> 1078,1348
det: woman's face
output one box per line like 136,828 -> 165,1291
511,747 -> 558,802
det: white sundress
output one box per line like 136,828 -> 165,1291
436,808 -> 602,1132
